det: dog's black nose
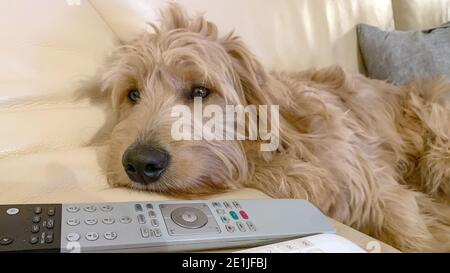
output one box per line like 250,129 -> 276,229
122,145 -> 170,185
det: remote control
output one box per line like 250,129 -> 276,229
0,199 -> 335,253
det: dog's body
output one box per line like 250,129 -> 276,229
101,4 -> 450,252
245,69 -> 450,252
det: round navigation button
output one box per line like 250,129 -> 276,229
170,207 -> 208,229
6,208 -> 19,215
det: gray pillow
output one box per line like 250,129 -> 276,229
357,22 -> 450,85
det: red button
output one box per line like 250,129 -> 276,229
239,210 -> 249,220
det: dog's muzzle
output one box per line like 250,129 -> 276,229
122,144 -> 170,185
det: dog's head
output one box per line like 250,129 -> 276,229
102,4 -> 278,195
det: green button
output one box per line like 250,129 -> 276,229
229,211 -> 239,220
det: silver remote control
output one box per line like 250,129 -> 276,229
0,199 -> 335,253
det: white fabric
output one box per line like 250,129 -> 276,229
393,0 -> 450,30
91,0 -> 395,72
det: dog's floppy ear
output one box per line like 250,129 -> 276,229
221,35 -> 269,106
158,3 -> 269,106
157,3 -> 218,40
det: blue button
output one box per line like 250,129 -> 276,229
229,211 -> 239,220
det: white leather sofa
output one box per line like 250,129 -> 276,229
1,0 -> 449,253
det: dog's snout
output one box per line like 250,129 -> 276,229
122,145 -> 170,185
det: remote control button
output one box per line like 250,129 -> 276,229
67,218 -> 80,226
32,215 -> 41,223
171,207 -> 208,229
239,210 -> 249,220
236,221 -> 247,232
6,208 -> 19,215
104,231 -> 118,240
212,202 -> 222,208
102,217 -> 115,225
146,204 -> 153,210
45,232 -> 54,244
151,219 -> 159,227
47,208 -> 55,216
84,205 -> 97,212
220,216 -> 230,223
153,228 -> 162,237
0,237 -> 14,246
246,221 -> 256,232
225,224 -> 235,233
46,218 -> 55,229
85,232 -> 99,241
229,211 -> 239,220
232,201 -> 242,209
135,204 -> 143,212
120,216 -> 132,224
223,202 -> 232,209
137,214 -> 146,224
216,209 -> 225,215
148,210 -> 156,218
34,207 -> 42,214
66,233 -> 80,242
84,218 -> 98,225
31,224 -> 40,233
181,211 -> 198,223
100,205 -> 113,212
66,206 -> 80,213
140,227 -> 150,238
29,236 -> 39,245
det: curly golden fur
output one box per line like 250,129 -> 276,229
100,4 -> 450,252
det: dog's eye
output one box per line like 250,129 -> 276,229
190,86 -> 210,99
128,89 -> 141,103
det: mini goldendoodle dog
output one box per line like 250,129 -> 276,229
100,4 -> 450,252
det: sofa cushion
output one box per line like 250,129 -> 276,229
0,102 -> 113,159
357,22 -> 450,85
0,0 -> 116,102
